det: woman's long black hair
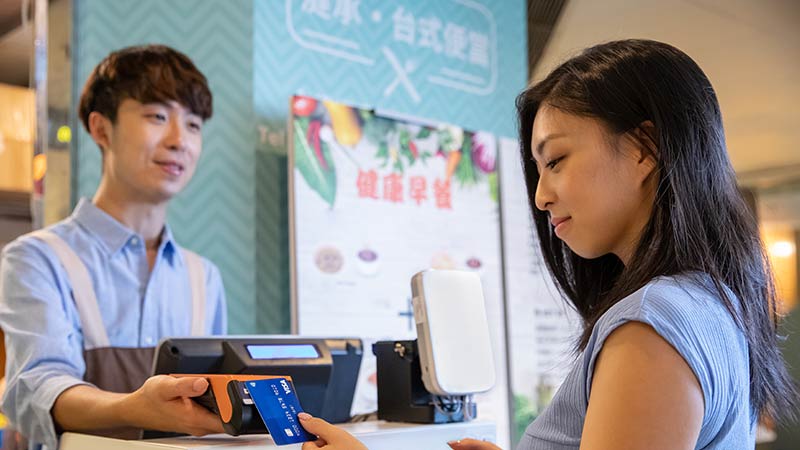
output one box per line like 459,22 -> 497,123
516,39 -> 796,421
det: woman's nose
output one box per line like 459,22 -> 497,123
534,174 -> 554,211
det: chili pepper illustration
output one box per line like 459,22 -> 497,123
307,120 -> 328,171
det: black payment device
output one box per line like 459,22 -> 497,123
218,339 -> 333,418
147,336 -> 362,437
373,340 -> 476,424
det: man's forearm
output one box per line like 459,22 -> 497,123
51,384 -> 132,431
51,375 -> 223,437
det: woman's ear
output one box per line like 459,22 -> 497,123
631,121 -> 658,186
87,111 -> 113,153
634,121 -> 658,157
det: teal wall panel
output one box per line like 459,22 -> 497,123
74,0 -> 258,333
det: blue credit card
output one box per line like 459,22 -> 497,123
247,378 -> 317,445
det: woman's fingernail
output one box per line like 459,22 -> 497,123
298,412 -> 312,421
447,440 -> 460,447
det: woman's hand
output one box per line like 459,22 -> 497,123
120,375 -> 223,435
448,438 -> 503,450
299,413 -> 368,450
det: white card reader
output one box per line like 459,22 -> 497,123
411,270 -> 496,396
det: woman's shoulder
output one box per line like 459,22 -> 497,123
589,272 -> 749,401
597,273 -> 741,337
589,273 -> 750,396
584,273 -> 752,447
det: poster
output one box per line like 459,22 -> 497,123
290,95 -> 510,446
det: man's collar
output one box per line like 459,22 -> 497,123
71,198 -> 178,260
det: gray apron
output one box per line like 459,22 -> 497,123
2,229 -> 206,448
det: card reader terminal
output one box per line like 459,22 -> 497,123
152,337 -> 362,425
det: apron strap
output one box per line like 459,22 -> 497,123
181,248 -> 206,336
29,230 -> 111,349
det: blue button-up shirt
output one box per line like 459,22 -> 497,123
0,199 -> 227,449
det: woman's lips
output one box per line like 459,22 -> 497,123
551,217 -> 571,235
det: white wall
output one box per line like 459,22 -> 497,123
531,0 -> 800,175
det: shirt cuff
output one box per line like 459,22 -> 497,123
31,374 -> 92,450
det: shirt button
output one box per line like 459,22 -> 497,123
145,337 -> 154,345
130,237 -> 139,246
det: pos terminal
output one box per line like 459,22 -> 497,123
149,336 -> 362,436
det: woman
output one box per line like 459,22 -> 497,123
297,39 -> 797,450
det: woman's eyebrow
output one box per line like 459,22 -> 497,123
535,133 -> 568,156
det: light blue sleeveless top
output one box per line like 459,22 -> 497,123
517,274 -> 754,450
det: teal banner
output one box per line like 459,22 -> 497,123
255,0 -> 525,137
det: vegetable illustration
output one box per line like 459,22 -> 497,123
445,151 -> 462,181
294,116 -> 337,207
451,132 -> 480,187
307,120 -> 327,170
409,141 -> 419,159
489,172 -> 499,204
472,131 -> 497,174
290,96 -> 499,204
438,125 -> 464,153
292,96 -> 318,117
359,110 -> 436,173
324,100 -> 362,147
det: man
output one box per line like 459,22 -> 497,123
0,45 -> 227,449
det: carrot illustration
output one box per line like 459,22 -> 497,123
445,150 -> 462,181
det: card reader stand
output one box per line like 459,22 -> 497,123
373,340 -> 475,424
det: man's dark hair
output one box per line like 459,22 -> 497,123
78,44 -> 213,133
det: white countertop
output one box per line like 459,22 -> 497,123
60,419 -> 496,450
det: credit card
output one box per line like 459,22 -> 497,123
246,378 -> 316,445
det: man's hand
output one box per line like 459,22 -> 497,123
120,375 -> 223,435
299,413 -> 368,450
52,375 -> 223,436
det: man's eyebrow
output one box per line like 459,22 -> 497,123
140,101 -> 168,108
143,101 -> 201,118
